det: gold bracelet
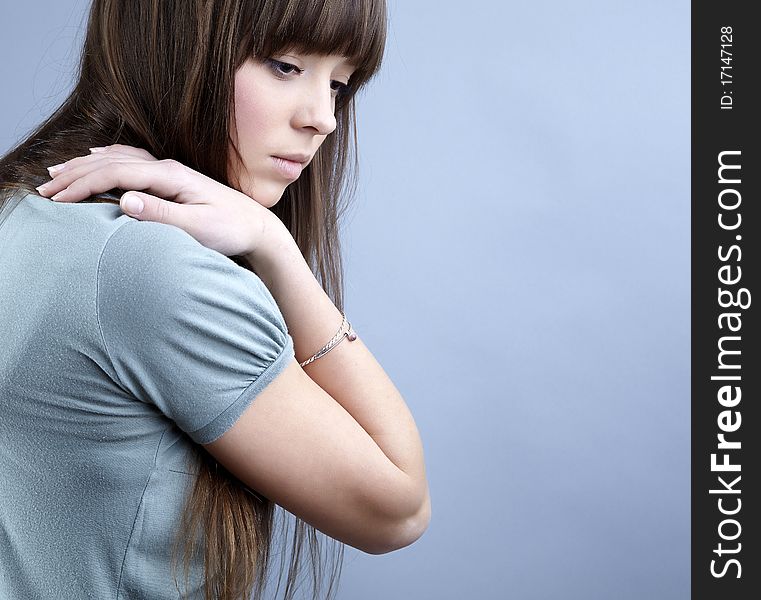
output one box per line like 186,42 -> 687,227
299,312 -> 357,368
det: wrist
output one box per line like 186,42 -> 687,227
243,214 -> 302,286
244,210 -> 290,260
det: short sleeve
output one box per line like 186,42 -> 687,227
97,219 -> 295,444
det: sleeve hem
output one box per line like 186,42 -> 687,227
189,332 -> 295,445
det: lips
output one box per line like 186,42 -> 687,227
272,153 -> 311,166
271,156 -> 305,180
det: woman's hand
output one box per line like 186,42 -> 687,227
35,144 -> 281,258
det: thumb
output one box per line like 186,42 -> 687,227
120,191 -> 174,225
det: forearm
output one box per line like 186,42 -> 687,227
244,221 -> 429,512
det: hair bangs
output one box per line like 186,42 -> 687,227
250,0 -> 386,94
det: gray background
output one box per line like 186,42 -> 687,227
1,1 -> 689,599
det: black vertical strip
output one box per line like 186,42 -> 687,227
692,1 -> 760,598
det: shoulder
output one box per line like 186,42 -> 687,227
95,218 -> 294,441
97,217 -> 286,340
102,218 -> 208,266
99,218 -> 279,309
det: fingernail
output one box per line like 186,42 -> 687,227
48,163 -> 66,175
51,189 -> 66,201
89,147 -> 106,153
36,184 -> 49,195
121,194 -> 144,215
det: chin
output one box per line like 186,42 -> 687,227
244,184 -> 286,209
228,165 -> 285,209
259,197 -> 280,209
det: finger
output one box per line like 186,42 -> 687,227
45,147 -> 152,182
40,156 -> 145,201
120,191 -> 205,236
91,144 -> 158,161
42,144 -> 156,184
46,160 -> 188,204
120,191 -> 159,219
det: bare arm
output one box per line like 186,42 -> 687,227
34,145 -> 431,551
204,215 -> 430,554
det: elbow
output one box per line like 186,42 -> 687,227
389,495 -> 432,553
363,486 -> 431,555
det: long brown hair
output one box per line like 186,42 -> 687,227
0,1 -> 387,598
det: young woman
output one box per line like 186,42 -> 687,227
0,1 -> 430,599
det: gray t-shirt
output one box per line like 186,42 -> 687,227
0,190 -> 295,598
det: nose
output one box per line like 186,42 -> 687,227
293,86 -> 337,136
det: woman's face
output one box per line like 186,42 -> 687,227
229,52 -> 355,208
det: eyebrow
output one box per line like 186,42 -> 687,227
284,50 -> 358,71
339,56 -> 358,69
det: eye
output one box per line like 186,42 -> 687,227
265,59 -> 303,78
265,57 -> 353,99
330,80 -> 352,98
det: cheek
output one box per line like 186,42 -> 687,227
233,91 -> 268,155
229,82 -> 271,190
